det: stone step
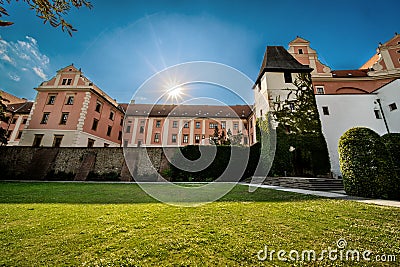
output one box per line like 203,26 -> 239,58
263,177 -> 344,191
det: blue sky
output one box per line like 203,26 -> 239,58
0,0 -> 399,104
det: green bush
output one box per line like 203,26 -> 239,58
381,133 -> 400,178
338,127 -> 399,200
170,144 -> 261,182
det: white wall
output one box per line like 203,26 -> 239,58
376,79 -> 400,133
316,94 -> 388,177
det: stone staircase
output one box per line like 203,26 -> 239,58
262,177 -> 344,191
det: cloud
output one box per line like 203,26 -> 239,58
8,73 -> 21,82
1,53 -> 14,64
32,66 -> 47,80
0,35 -> 50,82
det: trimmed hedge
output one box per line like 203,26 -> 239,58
381,133 -> 400,178
338,127 -> 399,200
170,144 -> 261,182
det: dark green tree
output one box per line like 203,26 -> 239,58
0,94 -> 8,145
271,72 -> 330,176
0,0 -> 92,36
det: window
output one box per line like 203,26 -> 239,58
123,140 -> 128,147
104,143 -> 109,147
92,119 -> 99,131
183,122 -> 189,128
6,130 -> 12,138
22,118 -> 27,124
244,137 -> 248,145
17,131 -> 23,139
109,111 -> 115,120
107,126 -> 112,136
389,103 -> 397,111
137,140 -> 142,147
250,120 -> 253,129
87,138 -> 95,147
53,135 -> 63,147
66,96 -> 74,105
120,118 -> 123,126
118,131 -> 122,141
221,121 -> 226,129
209,123 -> 216,129
196,122 -> 201,129
183,134 -> 188,143
316,86 -> 325,94
95,101 -> 102,113
284,72 -> 292,83
260,109 -> 263,117
126,125 -> 131,133
289,103 -> 295,111
61,78 -> 72,85
154,133 -> 160,143
11,117 -> 17,124
32,134 -> 43,147
298,48 -> 303,54
195,134 -> 200,144
374,110 -> 382,119
140,120 -> 145,125
172,121 -> 178,128
47,95 -> 56,105
41,112 -> 50,124
233,123 -> 239,130
156,120 -> 161,128
139,126 -> 144,134
322,106 -> 329,115
171,134 -> 177,143
60,112 -> 69,125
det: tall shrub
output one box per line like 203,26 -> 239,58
381,133 -> 400,178
338,127 -> 398,199
271,73 -> 330,176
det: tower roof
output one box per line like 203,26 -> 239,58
255,46 -> 312,85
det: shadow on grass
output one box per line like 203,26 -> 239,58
0,181 -> 320,204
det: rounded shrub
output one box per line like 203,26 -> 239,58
338,127 -> 398,199
339,127 -> 397,198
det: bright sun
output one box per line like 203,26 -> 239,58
168,86 -> 182,98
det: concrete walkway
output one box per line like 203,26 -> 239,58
240,182 -> 400,208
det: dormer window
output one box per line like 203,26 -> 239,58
61,78 -> 72,85
298,48 -> 303,54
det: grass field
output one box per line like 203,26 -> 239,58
1,182 -> 399,266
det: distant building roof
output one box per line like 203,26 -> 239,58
124,104 -> 252,119
331,69 -> 369,78
255,46 -> 312,85
0,90 -> 27,104
6,101 -> 33,114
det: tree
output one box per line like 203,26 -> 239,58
271,72 -> 330,176
227,129 -> 243,146
0,94 -> 8,145
0,0 -> 92,36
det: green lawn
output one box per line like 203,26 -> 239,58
0,182 -> 399,266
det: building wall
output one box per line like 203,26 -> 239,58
316,94 -> 389,177
6,115 -> 29,146
125,115 -> 250,147
375,79 -> 400,133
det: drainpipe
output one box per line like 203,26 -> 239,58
376,99 -> 390,134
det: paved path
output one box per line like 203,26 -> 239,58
240,182 -> 400,208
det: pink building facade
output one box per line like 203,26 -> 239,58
18,65 -> 124,147
122,104 -> 256,147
